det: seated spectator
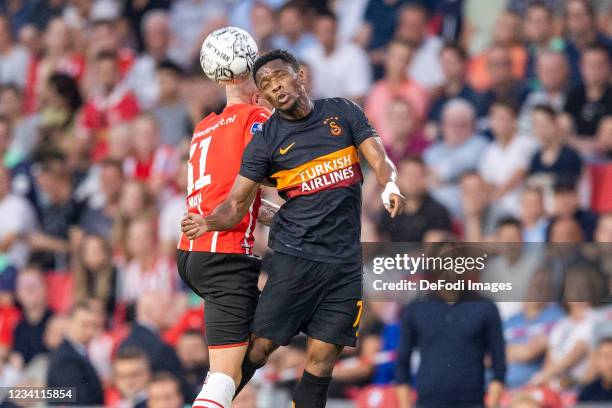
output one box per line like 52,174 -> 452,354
528,105 -> 582,186
459,172 -> 498,241
462,0 -> 507,56
120,291 -> 191,401
125,10 -> 173,110
547,179 -> 598,241
595,115 -> 612,160
79,50 -> 140,161
123,114 -> 176,197
479,101 -> 538,217
46,300 -> 104,406
376,157 -> 452,242
246,2 -> 277,54
504,269 -> 564,388
383,97 -> 429,163
112,346 -> 151,408
12,266 -> 53,365
468,11 -> 527,92
271,1 -> 317,59
85,17 -> 135,76
365,39 -> 428,144
0,84 -> 38,164
426,42 -> 479,139
117,216 -> 179,304
147,372 -> 185,408
518,51 -> 570,136
563,0 -> 612,87
152,60 -> 191,147
159,157 -> 187,258
176,330 -> 209,397
0,15 -> 29,89
522,2 -> 566,88
394,3 -> 443,89
531,266 -> 601,387
424,99 -> 489,217
549,216 -> 585,242
72,234 -> 118,320
520,186 -> 549,243
578,336 -> 612,402
562,45 -> 612,153
302,11 -> 371,105
113,180 -> 156,256
477,45 -> 530,118
0,165 -> 36,268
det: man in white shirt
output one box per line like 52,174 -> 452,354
302,12 -> 372,106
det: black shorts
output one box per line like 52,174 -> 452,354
177,250 -> 261,347
252,252 -> 363,347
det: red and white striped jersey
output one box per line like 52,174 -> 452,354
177,104 -> 270,254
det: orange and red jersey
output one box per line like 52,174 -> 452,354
178,104 -> 270,255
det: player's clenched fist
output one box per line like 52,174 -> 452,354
181,213 -> 208,240
381,182 -> 405,218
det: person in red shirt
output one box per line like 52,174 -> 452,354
79,51 -> 140,161
176,47 -> 275,408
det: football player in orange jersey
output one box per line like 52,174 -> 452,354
176,57 -> 277,408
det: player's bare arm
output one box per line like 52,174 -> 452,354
358,136 -> 405,218
182,175 -> 259,239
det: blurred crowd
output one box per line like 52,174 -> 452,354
0,0 -> 611,407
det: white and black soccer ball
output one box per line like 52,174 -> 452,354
199,27 -> 258,83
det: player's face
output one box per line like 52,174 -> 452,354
255,60 -> 306,112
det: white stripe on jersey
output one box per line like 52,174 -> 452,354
211,231 -> 218,252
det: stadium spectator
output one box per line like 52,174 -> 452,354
468,11 -> 527,92
459,171 -> 498,241
152,60 -> 191,147
0,165 -> 36,268
519,186 -> 549,242
548,179 -> 598,241
563,0 -> 612,86
504,268 -> 564,388
462,0 -> 507,55
382,97 -> 429,163
0,15 -> 29,88
113,180 -> 155,256
394,4 -> 444,89
175,330 -> 209,396
159,153 -> 187,257
302,12 -> 371,105
12,266 -> 53,365
549,216 -> 586,242
47,300 -> 104,406
528,104 -> 583,186
112,346 -> 151,408
376,156 -> 452,242
117,216 -> 178,304
271,1 -> 317,58
125,10 -> 174,110
395,262 -> 506,408
365,38 -> 428,144
120,291 -> 191,401
426,42 -> 479,139
72,234 -> 118,320
531,266 -> 602,388
86,17 -> 135,75
479,101 -> 538,217
425,98 -> 488,217
595,115 -> 612,160
578,336 -> 612,402
563,45 -> 612,153
477,45 -> 530,118
147,372 -> 184,408
518,51 -> 569,136
522,2 -> 565,88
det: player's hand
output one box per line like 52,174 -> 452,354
386,193 -> 405,218
181,213 -> 209,240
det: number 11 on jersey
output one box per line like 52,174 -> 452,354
187,137 -> 212,195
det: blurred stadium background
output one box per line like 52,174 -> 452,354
0,0 -> 611,407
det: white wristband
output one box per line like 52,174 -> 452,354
381,182 -> 400,207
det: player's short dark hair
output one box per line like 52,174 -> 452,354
496,216 -> 521,230
252,49 -> 300,81
158,59 -> 183,75
489,98 -> 519,116
532,104 -> 557,119
440,42 -> 467,61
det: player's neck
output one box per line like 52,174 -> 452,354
225,82 -> 254,106
279,97 -> 313,121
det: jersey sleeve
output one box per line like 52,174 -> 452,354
239,130 -> 272,183
244,107 -> 272,146
343,98 -> 377,146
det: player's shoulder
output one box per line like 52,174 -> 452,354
320,97 -> 363,113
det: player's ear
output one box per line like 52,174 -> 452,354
252,91 -> 261,106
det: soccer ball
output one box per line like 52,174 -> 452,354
200,27 -> 258,83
